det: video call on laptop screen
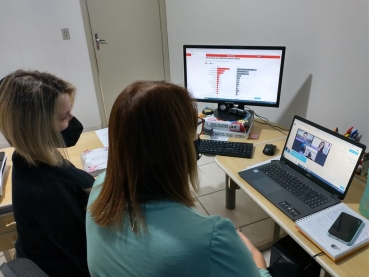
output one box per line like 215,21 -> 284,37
283,118 -> 363,194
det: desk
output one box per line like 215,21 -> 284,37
215,122 -> 369,277
0,131 -> 104,255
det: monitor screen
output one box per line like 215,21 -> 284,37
184,45 -> 286,120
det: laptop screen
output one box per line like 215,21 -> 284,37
282,117 -> 365,197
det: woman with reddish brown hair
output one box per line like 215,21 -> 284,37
86,81 -> 272,277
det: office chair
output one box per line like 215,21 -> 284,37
0,258 -> 48,277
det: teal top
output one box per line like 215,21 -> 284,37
86,172 -> 271,277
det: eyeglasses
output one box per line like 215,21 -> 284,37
197,117 -> 205,135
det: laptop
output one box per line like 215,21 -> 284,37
238,115 -> 366,221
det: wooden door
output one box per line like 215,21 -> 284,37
85,0 -> 168,123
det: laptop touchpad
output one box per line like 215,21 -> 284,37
253,178 -> 282,194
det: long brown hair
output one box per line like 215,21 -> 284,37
0,70 -> 75,166
89,81 -> 199,232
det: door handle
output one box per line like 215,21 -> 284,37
95,33 -> 107,50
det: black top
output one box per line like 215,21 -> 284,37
12,152 -> 95,277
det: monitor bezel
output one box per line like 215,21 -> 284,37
183,44 -> 286,108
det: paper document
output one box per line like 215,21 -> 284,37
296,203 -> 369,261
95,128 -> 109,147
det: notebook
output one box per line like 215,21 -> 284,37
295,203 -> 369,261
238,115 -> 366,221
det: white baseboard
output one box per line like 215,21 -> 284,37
83,124 -> 102,133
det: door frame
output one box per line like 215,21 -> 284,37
78,0 -> 171,127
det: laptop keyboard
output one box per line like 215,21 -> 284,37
199,140 -> 253,158
260,164 -> 330,209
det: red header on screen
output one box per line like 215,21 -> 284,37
205,54 -> 280,59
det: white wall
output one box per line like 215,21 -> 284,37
166,0 -> 369,147
1,1 -> 367,148
0,0 -> 101,148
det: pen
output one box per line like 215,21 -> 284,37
333,127 -> 338,133
350,130 -> 358,138
345,126 -> 353,135
344,134 -> 350,138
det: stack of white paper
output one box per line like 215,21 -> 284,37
80,147 -> 108,177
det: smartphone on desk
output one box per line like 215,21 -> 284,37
328,212 -> 364,246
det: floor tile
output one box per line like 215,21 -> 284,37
8,248 -> 15,257
0,255 -> 6,266
197,189 -> 269,228
197,154 -> 215,166
3,249 -> 15,261
320,269 -> 331,277
239,218 -> 275,249
196,162 -> 227,197
279,227 -> 287,237
193,198 -> 208,216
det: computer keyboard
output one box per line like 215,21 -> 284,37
260,164 -> 330,209
199,139 -> 253,158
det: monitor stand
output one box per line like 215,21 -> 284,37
213,103 -> 246,121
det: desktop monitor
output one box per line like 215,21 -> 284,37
183,45 -> 286,121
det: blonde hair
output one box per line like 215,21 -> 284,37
90,81 -> 199,233
0,70 -> 75,166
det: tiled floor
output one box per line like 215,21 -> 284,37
0,251 -> 6,265
195,153 -> 286,267
0,248 -> 15,264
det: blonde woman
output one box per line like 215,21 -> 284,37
0,70 -> 93,276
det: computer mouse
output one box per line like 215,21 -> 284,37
263,144 -> 276,156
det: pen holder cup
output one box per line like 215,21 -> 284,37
359,169 -> 369,219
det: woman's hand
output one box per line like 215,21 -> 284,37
236,228 -> 267,269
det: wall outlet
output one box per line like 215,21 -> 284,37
61,28 -> 70,40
